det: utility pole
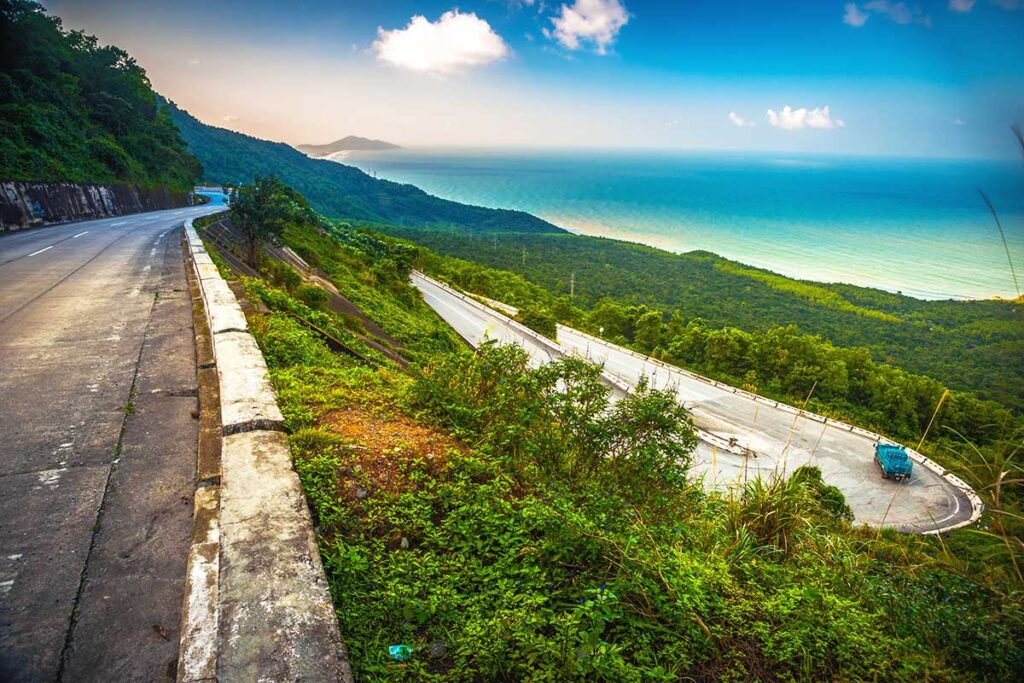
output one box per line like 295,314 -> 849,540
570,271 -> 575,298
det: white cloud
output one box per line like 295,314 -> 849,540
866,1 -> 931,26
545,0 -> 629,54
728,111 -> 755,128
843,3 -> 870,26
844,1 -> 931,27
188,57 -> 200,65
954,116 -> 966,125
222,115 -> 239,123
766,105 -> 845,130
949,0 -> 976,11
373,10 -> 510,75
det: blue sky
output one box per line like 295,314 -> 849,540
46,0 -> 1024,158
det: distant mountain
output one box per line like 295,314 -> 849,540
297,136 -> 401,156
166,102 -> 563,234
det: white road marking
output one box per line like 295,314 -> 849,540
28,246 -> 53,256
72,231 -> 89,238
112,221 -> 127,226
37,468 -> 64,488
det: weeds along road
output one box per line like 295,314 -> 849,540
0,200 -> 223,681
410,271 -> 977,535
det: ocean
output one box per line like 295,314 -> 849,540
339,148 -> 1024,300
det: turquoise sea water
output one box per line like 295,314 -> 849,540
341,149 -> 1024,300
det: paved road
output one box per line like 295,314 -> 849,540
0,201 -> 223,681
411,272 -> 975,533
414,272 -> 567,367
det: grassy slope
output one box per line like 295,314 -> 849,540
378,228 -> 1024,410
220,218 -> 1023,682
167,101 -> 563,234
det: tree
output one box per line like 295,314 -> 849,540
634,309 -> 664,353
230,176 -> 294,267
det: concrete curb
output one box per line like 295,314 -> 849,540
179,219 -> 350,682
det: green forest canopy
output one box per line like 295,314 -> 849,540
0,1 -> 201,190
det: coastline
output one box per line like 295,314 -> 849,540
339,149 -> 1024,303
552,223 -> 1011,303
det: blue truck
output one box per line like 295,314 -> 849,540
874,443 -> 913,481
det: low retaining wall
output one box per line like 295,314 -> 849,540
0,180 -> 191,231
179,219 -> 350,681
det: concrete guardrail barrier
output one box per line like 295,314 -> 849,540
178,219 -> 350,682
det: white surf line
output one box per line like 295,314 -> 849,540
72,231 -> 89,238
28,246 -> 53,257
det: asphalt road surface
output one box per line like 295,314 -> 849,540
411,271 -> 975,534
0,200 -> 223,681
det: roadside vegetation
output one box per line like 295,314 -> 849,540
198,181 -> 1023,681
0,1 -> 201,189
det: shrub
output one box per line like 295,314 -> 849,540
515,305 -> 558,339
296,283 -> 329,310
409,343 -> 696,501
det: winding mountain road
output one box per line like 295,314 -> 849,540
411,271 -> 980,534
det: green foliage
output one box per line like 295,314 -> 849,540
514,305 -> 557,339
252,312 -> 342,370
267,260 -> 303,292
280,340 -> 1023,682
295,283 -> 329,310
714,260 -> 902,323
410,343 -> 696,497
405,240 -> 1019,464
277,221 -> 463,363
791,465 -> 854,523
0,1 -> 200,189
229,176 -> 298,266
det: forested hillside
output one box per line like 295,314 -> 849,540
381,227 -> 1024,410
193,188 -> 1024,681
167,102 -> 562,234
0,1 -> 200,190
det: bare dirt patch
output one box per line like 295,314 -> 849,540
318,408 -> 464,502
